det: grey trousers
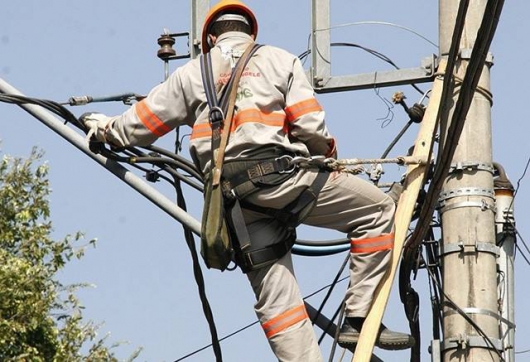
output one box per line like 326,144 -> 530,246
244,170 -> 395,362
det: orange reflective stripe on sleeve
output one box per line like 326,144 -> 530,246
261,304 -> 309,339
350,233 -> 394,253
190,123 -> 212,140
135,100 -> 172,137
284,98 -> 323,122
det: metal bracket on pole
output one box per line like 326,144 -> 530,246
441,335 -> 503,353
430,340 -> 442,362
460,49 -> 494,65
448,162 -> 495,175
438,187 -> 496,204
314,56 -> 438,93
311,0 -> 330,89
438,200 -> 496,215
444,307 -> 516,329
309,0 -> 437,93
439,241 -> 500,257
437,187 -> 496,214
190,0 -> 209,59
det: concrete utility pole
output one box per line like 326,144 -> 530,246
438,1 -> 501,361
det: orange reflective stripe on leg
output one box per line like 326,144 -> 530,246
135,100 -> 172,137
350,233 -> 394,253
261,304 -> 309,339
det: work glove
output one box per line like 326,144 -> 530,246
80,112 -> 112,143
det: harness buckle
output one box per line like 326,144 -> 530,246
275,155 -> 296,174
208,106 -> 225,125
290,155 -> 333,170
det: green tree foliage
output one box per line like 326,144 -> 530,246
0,148 -> 139,361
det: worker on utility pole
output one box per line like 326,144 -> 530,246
82,0 -> 413,360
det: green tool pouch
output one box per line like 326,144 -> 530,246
200,170 -> 233,271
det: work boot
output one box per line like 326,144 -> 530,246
337,317 -> 415,351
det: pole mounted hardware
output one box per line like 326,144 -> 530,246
157,30 -> 191,80
157,31 -> 191,61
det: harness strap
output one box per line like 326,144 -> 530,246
223,155 -> 296,199
200,43 -> 263,268
233,170 -> 329,273
200,44 -> 263,156
236,231 -> 296,273
226,197 -> 251,251
200,52 -> 223,153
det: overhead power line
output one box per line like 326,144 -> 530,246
314,21 -> 438,49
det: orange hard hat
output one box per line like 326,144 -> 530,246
201,0 -> 258,53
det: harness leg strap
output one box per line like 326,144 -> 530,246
235,170 -> 331,273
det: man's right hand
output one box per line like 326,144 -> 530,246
79,112 -> 112,143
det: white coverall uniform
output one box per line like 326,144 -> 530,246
96,32 -> 395,362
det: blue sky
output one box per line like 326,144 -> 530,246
1,1 -> 529,361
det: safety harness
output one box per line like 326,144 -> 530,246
200,43 -> 330,272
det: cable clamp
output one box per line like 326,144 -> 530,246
439,241 -> 500,257
444,307 -> 516,329
460,48 -> 494,65
438,200 -> 496,215
442,335 -> 503,352
438,187 -> 495,205
448,161 -> 495,175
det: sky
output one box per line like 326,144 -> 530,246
1,1 -> 529,361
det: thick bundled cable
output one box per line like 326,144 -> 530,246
0,94 -> 83,129
396,1 -> 472,359
399,1 -> 506,361
406,0 -> 505,251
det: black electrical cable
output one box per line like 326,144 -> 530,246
513,152 -> 530,199
145,145 -> 204,182
0,94 -> 204,191
174,276 -> 350,362
0,92 -> 224,359
318,301 -> 342,345
327,302 -> 347,362
0,94 -> 83,129
380,120 -> 413,159
121,147 -> 204,191
312,254 -> 349,334
399,230 -> 423,362
174,320 -> 260,362
172,173 -> 223,362
427,268 -> 506,362
514,229 -> 530,267
424,237 -> 443,339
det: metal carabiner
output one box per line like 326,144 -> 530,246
275,155 -> 296,174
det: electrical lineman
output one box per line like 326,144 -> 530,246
82,0 -> 413,360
